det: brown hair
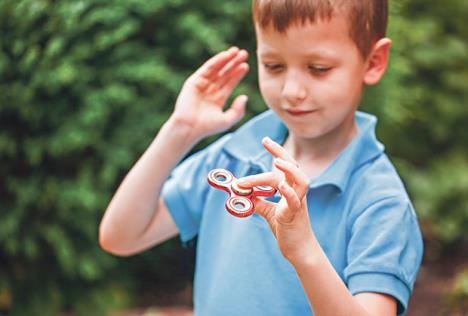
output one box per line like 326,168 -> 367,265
252,0 -> 388,58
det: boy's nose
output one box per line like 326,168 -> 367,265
281,72 -> 307,105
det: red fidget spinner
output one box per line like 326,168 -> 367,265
207,168 -> 276,217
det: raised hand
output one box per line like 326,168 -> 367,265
170,46 -> 250,141
236,137 -> 316,263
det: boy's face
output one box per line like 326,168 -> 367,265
256,14 -> 369,141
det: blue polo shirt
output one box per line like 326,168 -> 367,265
162,110 -> 423,316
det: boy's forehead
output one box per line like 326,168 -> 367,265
255,17 -> 353,59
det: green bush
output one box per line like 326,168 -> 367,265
0,0 -> 466,315
443,268 -> 468,314
362,0 -> 468,251
0,0 -> 239,314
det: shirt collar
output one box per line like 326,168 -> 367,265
223,110 -> 384,193
311,112 -> 385,193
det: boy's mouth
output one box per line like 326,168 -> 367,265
284,109 -> 317,117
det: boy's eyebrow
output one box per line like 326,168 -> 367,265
257,49 -> 338,60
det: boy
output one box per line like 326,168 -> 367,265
99,0 -> 423,315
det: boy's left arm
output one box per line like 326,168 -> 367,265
236,137 -> 397,316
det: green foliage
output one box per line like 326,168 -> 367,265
0,0 -> 210,314
443,268 -> 468,315
0,0 -> 467,314
362,0 -> 468,247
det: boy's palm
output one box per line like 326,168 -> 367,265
172,47 -> 249,140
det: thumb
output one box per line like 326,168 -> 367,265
222,95 -> 247,126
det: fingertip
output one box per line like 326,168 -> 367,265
225,95 -> 247,124
240,62 -> 250,72
239,49 -> 249,59
237,94 -> 247,102
227,46 -> 239,54
216,50 -> 230,60
232,95 -> 248,113
262,136 -> 272,145
235,176 -> 247,184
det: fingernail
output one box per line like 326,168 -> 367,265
263,137 -> 272,144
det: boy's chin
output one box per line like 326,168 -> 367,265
285,125 -> 329,141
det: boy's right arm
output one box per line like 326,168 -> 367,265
99,47 -> 249,256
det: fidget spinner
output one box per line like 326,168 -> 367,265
207,168 -> 276,217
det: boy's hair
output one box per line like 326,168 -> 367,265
252,0 -> 388,59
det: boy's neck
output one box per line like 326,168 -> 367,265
282,115 -> 358,180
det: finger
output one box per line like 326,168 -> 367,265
236,171 -> 283,189
274,158 -> 309,199
195,47 -> 239,79
262,137 -> 298,165
277,180 -> 302,211
219,63 -> 249,95
251,197 -> 276,223
217,49 -> 249,79
222,95 -> 248,126
218,63 -> 250,95
195,50 -> 246,96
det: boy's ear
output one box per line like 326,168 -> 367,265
363,38 -> 392,85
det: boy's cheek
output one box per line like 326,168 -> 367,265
258,78 -> 282,103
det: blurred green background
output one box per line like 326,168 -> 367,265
0,0 -> 466,315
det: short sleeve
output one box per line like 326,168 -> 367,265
344,197 -> 424,315
161,134 -> 232,244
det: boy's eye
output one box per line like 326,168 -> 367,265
263,63 -> 284,72
308,65 -> 332,74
